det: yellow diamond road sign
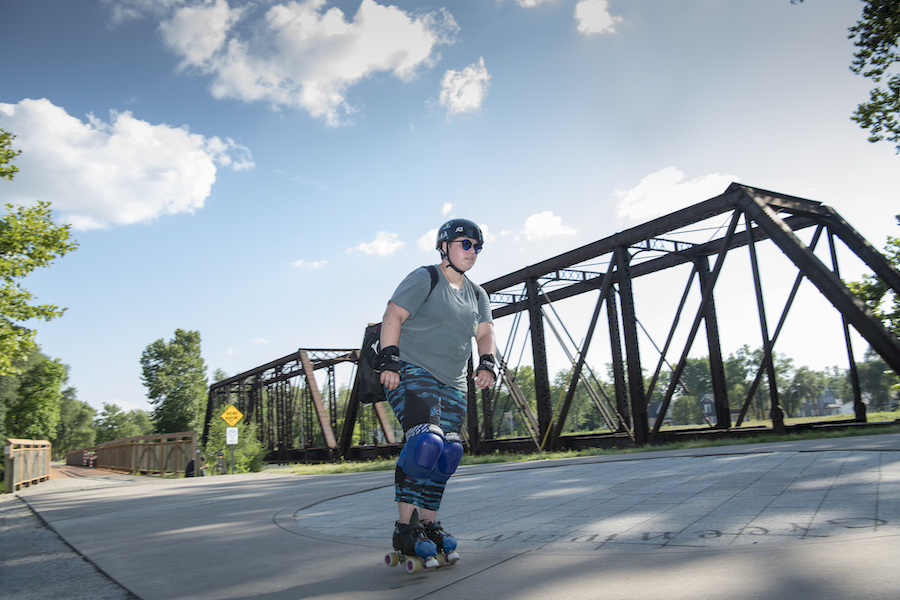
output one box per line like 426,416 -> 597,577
221,405 -> 243,427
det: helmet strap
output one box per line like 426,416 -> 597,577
440,244 -> 466,275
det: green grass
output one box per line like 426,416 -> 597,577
268,413 -> 900,477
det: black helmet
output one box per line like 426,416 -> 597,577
436,218 -> 483,251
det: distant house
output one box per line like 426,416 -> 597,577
799,388 -> 843,417
648,401 -> 674,427
699,393 -> 717,426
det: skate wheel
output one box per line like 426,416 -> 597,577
445,551 -> 460,565
423,556 -> 439,570
405,557 -> 422,573
385,552 -> 400,567
434,554 -> 446,567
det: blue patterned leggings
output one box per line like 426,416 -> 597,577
386,362 -> 466,511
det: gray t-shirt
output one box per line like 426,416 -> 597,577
389,266 -> 493,391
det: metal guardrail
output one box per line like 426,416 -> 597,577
4,438 -> 52,493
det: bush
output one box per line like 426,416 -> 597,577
202,418 -> 266,474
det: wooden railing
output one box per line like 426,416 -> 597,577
4,438 -> 52,493
94,431 -> 196,476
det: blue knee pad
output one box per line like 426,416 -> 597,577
432,438 -> 463,484
397,424 -> 444,479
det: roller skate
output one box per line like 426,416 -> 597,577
423,520 -> 459,565
384,509 -> 440,573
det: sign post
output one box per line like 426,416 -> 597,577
220,405 -> 244,475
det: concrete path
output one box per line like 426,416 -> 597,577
9,434 -> 900,600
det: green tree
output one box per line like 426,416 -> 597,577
786,366 -> 825,417
669,358 -> 711,426
849,0 -> 900,151
671,396 -> 702,427
94,403 -> 154,444
793,0 -> 900,152
52,387 -> 95,459
847,216 -> 900,336
857,348 -> 899,410
127,408 -> 154,436
203,417 -> 265,474
0,201 -> 79,376
0,129 -> 79,375
140,329 -> 208,434
823,365 -> 852,404
0,128 -> 21,181
493,365 -> 536,437
2,350 -> 66,439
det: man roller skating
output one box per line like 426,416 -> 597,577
377,218 -> 497,573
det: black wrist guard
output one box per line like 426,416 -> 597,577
375,345 -> 401,374
475,354 -> 497,379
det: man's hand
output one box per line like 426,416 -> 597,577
376,345 -> 401,391
474,354 -> 497,390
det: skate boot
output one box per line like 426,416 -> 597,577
423,520 -> 459,564
388,509 -> 439,572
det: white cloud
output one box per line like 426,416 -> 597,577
418,228 -> 439,252
480,223 -> 496,244
575,0 -> 622,35
350,231 -> 404,256
292,259 -> 328,270
614,167 -> 739,223
159,0 -> 243,70
442,202 -> 454,216
515,0 -> 558,6
251,338 -> 268,345
439,57 -> 490,117
159,0 -> 458,126
0,98 -> 253,230
522,211 -> 577,241
101,0 -> 185,25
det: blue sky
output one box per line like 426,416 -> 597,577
1,0 -> 897,414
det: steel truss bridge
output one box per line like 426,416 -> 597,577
204,184 -> 900,462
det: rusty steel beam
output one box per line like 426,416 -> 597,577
737,192 -> 900,375
744,212 -> 785,435
525,277 -> 554,447
616,247 -> 649,446
299,350 -> 338,450
697,256 -> 730,429
828,231 -> 867,422
606,287 -> 630,434
483,187 -> 745,294
487,214 -> 820,320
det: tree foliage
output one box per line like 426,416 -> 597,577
94,402 -> 154,444
849,0 -> 900,151
52,386 -> 95,460
0,128 -> 21,181
0,128 -> 79,375
857,348 -> 898,410
203,418 -> 266,474
1,350 -> 66,439
847,215 -> 900,336
794,0 -> 900,152
140,329 -> 208,434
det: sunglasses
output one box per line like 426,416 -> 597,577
453,239 -> 483,254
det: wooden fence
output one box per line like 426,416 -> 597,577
92,431 -> 196,476
4,438 -> 52,493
